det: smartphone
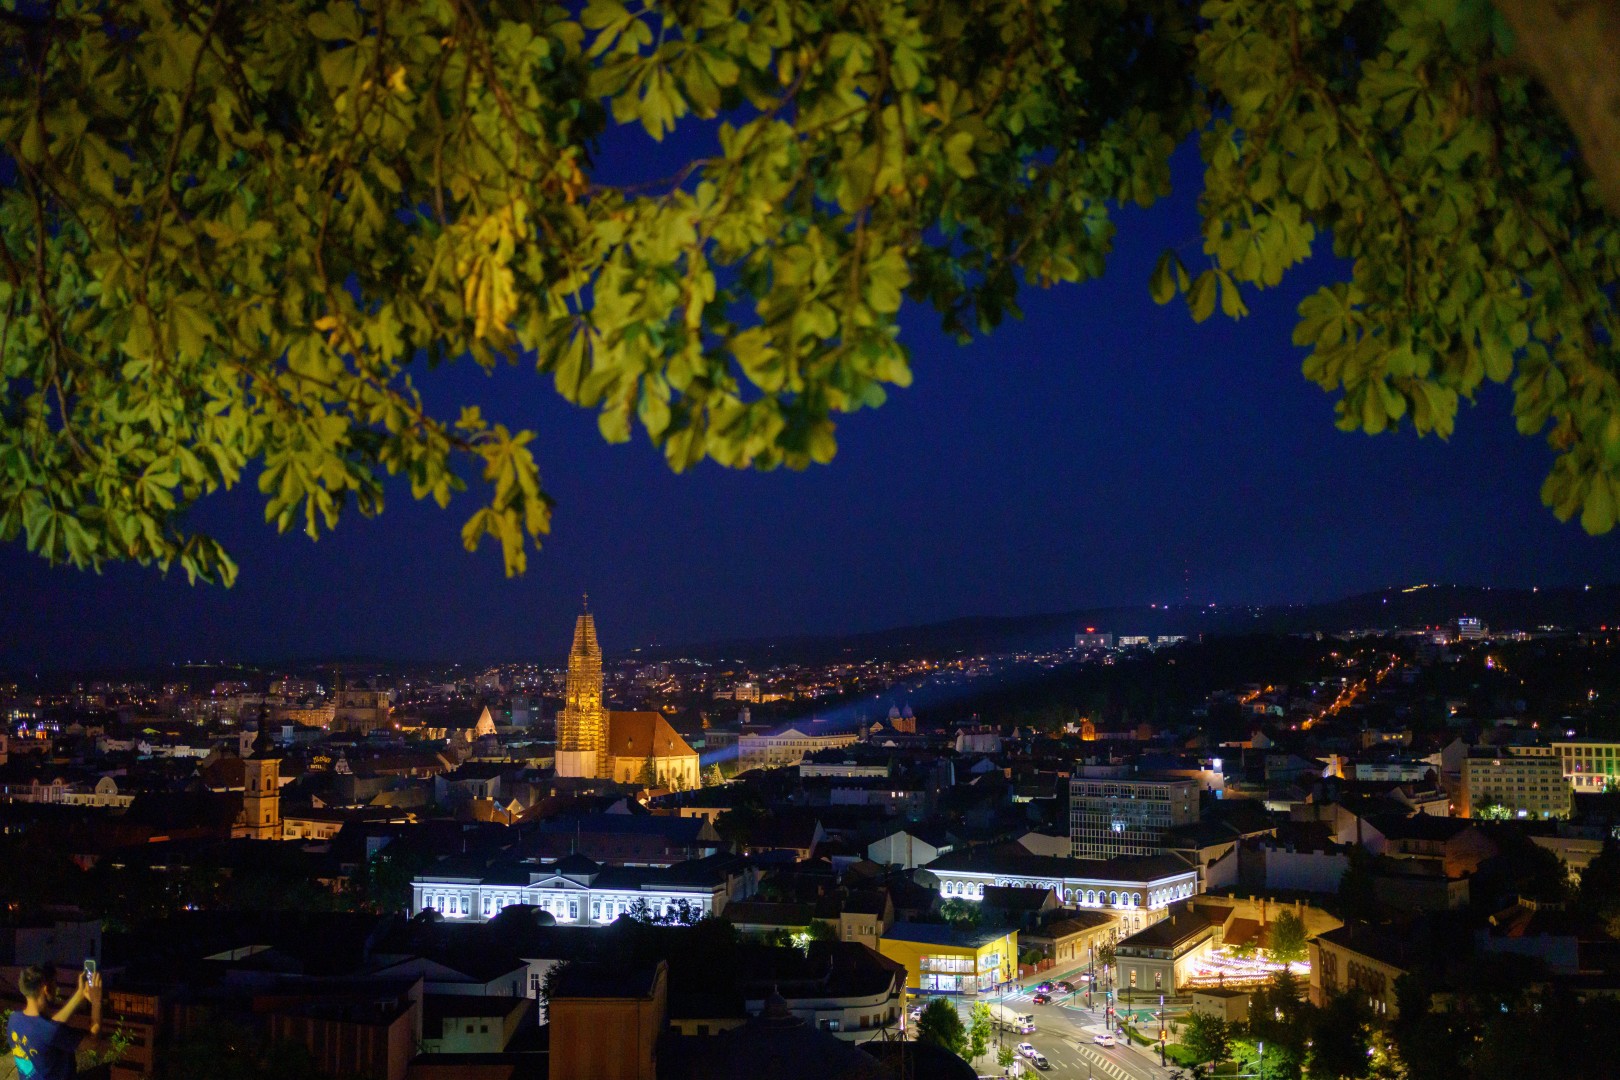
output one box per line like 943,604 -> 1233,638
83,959 -> 96,985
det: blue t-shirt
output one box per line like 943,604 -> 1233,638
7,1011 -> 84,1080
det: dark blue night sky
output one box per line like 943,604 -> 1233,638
4,141 -> 1619,672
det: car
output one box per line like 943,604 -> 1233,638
1031,1053 -> 1051,1070
1032,993 -> 1052,1005
1017,1042 -> 1037,1058
1093,1033 -> 1117,1047
1034,982 -> 1053,993
1055,981 -> 1074,993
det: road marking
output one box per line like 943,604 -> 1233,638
1076,1044 -> 1142,1080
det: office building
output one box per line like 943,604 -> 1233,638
1554,740 -> 1620,793
1070,776 -> 1199,858
1461,746 -> 1571,819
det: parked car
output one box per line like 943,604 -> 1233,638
1017,1042 -> 1038,1058
1093,1033 -> 1117,1048
1032,993 -> 1052,1005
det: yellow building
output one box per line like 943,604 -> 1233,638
555,603 -> 700,789
1461,746 -> 1570,819
236,724 -> 282,840
878,922 -> 1017,997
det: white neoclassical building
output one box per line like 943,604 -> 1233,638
924,847 -> 1200,935
411,852 -> 754,926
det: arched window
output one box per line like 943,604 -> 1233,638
945,882 -> 956,896
1109,891 -> 1118,906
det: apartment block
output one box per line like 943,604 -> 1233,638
1069,776 -> 1199,858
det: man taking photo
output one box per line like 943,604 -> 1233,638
7,964 -> 101,1080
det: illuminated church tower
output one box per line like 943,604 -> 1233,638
240,721 -> 282,840
555,599 -> 608,779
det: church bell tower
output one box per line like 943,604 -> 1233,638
555,598 -> 608,779
241,718 -> 282,840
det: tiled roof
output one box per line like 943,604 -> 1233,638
608,711 -> 697,759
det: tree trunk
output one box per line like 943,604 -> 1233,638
1491,0 -> 1620,218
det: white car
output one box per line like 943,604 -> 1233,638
1092,1033 -> 1117,1047
1017,1042 -> 1038,1058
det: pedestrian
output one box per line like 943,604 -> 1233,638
7,965 -> 100,1080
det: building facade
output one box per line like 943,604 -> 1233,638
1554,739 -> 1620,793
1113,910 -> 1216,994
1069,777 -> 1199,858
924,848 -> 1200,937
1461,746 -> 1571,819
410,854 -> 751,925
878,923 -> 1018,996
1309,925 -> 1410,1018
737,723 -> 861,772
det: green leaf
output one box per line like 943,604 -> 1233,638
1149,251 -> 1180,305
1188,271 -> 1217,324
1582,476 -> 1616,535
866,247 -> 910,314
1216,271 -> 1247,319
944,132 -> 976,179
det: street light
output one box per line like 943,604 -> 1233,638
1158,993 -> 1166,1068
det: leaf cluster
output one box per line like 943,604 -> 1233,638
1,0 -> 1615,584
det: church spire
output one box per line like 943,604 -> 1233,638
570,605 -> 601,659
557,603 -> 607,779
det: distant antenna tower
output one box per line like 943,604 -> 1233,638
1183,559 -> 1191,606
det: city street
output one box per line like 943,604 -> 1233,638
942,963 -> 1181,1080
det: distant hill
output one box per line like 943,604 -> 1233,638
633,583 -> 1620,664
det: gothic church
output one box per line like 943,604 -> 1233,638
554,604 -> 700,789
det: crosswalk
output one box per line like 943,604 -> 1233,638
1076,1044 -> 1138,1080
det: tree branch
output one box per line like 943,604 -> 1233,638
1490,0 -> 1620,219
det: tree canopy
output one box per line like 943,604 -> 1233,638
914,996 -> 969,1060
2,0 -> 1617,583
1267,909 -> 1308,964
1180,1011 -> 1233,1071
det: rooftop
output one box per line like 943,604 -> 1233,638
1116,909 -> 1214,951
925,843 -> 1195,883
882,921 -> 1013,949
551,962 -> 662,1000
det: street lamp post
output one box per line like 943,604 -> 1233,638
1257,1040 -> 1265,1080
1158,993 -> 1165,1067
